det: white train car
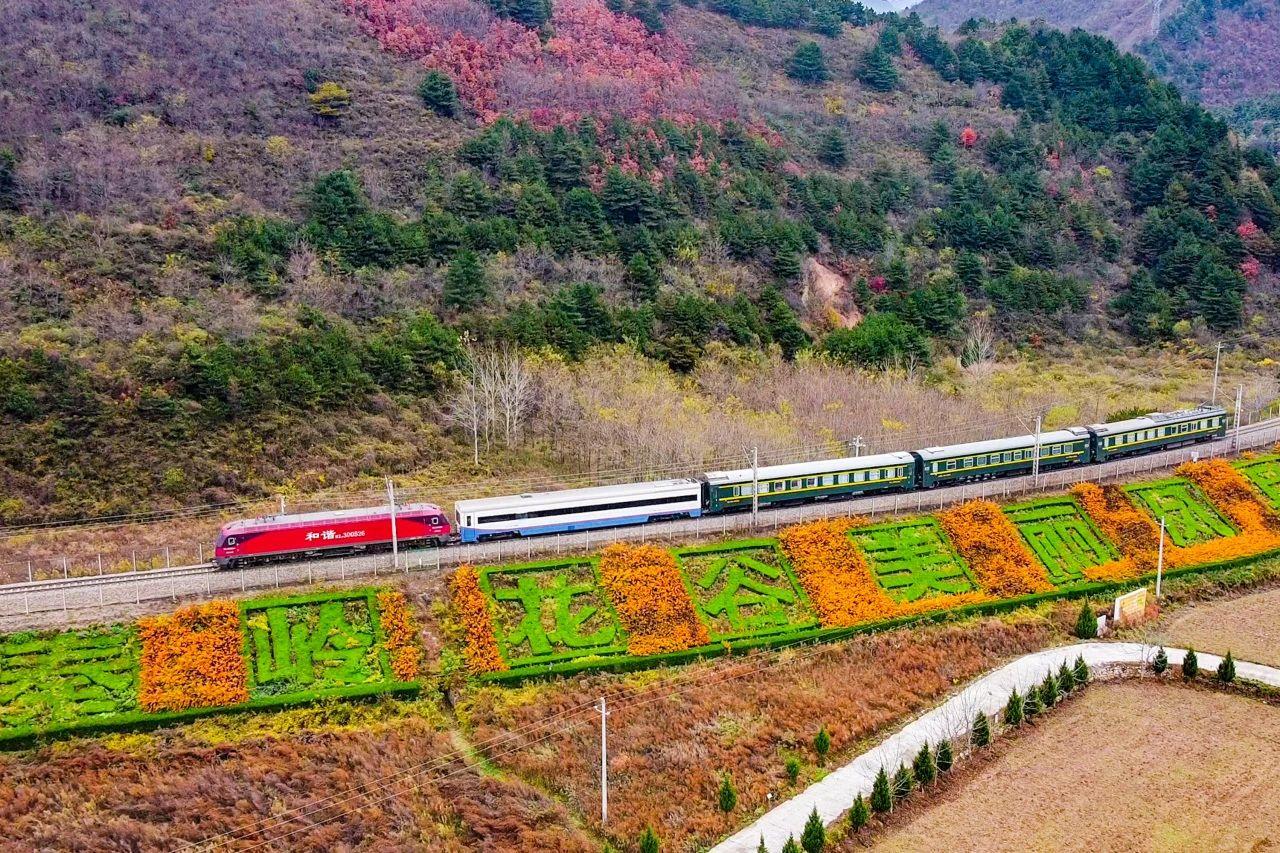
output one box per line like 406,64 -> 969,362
454,478 -> 704,543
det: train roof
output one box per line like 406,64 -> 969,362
1089,405 -> 1225,436
915,428 -> 1088,461
703,451 -> 916,485
220,502 -> 444,534
454,478 -> 702,514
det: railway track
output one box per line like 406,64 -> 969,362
3,416 -> 1279,627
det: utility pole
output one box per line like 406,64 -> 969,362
1156,516 -> 1166,599
387,478 -> 399,570
1234,384 -> 1244,451
1032,414 -> 1042,485
750,446 -> 760,529
1211,341 -> 1223,406
279,495 -> 286,515
597,697 -> 609,825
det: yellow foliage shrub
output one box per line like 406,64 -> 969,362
937,501 -> 1052,597
138,600 -> 248,713
449,565 -> 506,675
599,543 -> 708,655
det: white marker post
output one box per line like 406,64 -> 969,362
387,478 -> 399,570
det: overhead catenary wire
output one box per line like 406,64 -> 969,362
185,626 -> 872,851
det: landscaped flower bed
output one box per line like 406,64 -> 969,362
0,587 -> 421,746
452,460 -> 1280,683
1236,454 -> 1280,511
1005,498 -> 1119,585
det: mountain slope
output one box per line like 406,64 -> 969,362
912,0 -> 1280,150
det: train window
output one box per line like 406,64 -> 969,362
430,516 -> 441,525
225,536 -> 237,546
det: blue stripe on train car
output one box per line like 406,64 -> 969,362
461,509 -> 702,543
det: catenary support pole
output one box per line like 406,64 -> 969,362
1211,341 -> 1223,406
751,446 -> 759,529
598,697 -> 609,825
1156,516 -> 1166,599
1235,384 -> 1244,451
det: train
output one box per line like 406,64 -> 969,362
213,405 -> 1227,567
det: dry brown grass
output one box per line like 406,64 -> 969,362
461,616 -> 1057,851
0,717 -> 596,851
867,681 -> 1280,853
1155,585 -> 1280,667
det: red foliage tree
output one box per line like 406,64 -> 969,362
959,126 -> 978,148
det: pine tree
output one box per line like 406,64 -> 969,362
1074,655 -> 1089,685
1023,686 -> 1042,719
787,41 -> 830,84
639,826 -> 661,853
913,742 -> 937,786
935,739 -> 954,773
801,806 -> 826,853
1003,688 -> 1024,727
1183,647 -> 1199,681
849,793 -> 870,830
1153,646 -> 1169,674
719,773 -> 739,812
1075,599 -> 1096,639
1040,673 -> 1060,708
971,711 -> 991,748
443,248 -> 488,311
1057,662 -> 1076,693
757,838 -> 768,853
857,45 -> 899,92
782,836 -> 801,853
955,250 -> 986,294
892,765 -> 914,802
870,767 -> 893,813
417,71 -> 460,117
814,726 -> 832,766
625,252 -> 660,302
786,755 -> 802,785
1217,650 -> 1236,683
817,128 -> 848,167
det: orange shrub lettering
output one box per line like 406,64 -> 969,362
138,600 -> 249,713
377,590 -> 423,682
450,565 -> 507,674
938,501 -> 1052,597
1071,483 -> 1159,580
599,543 -> 708,655
1173,460 -> 1280,565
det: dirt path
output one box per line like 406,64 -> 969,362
872,681 -> 1280,852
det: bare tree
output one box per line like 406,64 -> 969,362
447,342 -> 535,463
495,348 -> 535,445
962,313 -> 997,378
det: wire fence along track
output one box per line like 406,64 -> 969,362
2,404 -> 1273,586
4,418 -> 1278,627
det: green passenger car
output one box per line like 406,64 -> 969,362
702,451 -> 918,513
915,428 -> 1092,488
1089,406 -> 1227,462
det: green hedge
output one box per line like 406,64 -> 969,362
480,547 -> 1280,684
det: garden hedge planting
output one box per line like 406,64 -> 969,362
457,456 -> 1280,683
0,587 -> 421,746
1124,478 -> 1236,547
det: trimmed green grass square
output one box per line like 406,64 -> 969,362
478,559 -> 628,668
676,542 -> 817,641
1006,499 -> 1118,585
1236,456 -> 1280,512
850,519 -> 977,602
1125,479 -> 1237,547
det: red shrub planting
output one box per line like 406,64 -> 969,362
344,0 -> 729,126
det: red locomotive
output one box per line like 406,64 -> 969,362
213,503 -> 451,568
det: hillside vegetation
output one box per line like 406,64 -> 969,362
0,0 -> 1278,524
913,0 -> 1280,152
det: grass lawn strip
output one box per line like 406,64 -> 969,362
1125,478 -> 1237,546
1005,498 -> 1118,585
850,519 -> 977,602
